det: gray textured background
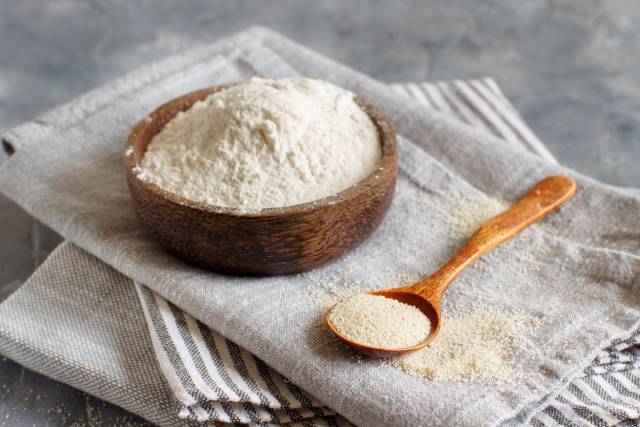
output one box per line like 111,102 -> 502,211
0,0 -> 638,425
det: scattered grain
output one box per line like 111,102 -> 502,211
449,197 -> 510,238
388,303 -> 540,381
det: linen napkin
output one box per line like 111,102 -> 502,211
0,73 -> 587,427
1,27 -> 639,426
4,73 -> 636,427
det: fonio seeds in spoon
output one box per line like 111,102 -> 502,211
328,294 -> 431,349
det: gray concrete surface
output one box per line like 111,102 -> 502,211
0,0 -> 638,425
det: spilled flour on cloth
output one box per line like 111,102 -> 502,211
388,303 -> 542,382
449,197 -> 511,238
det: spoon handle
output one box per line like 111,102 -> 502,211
417,176 -> 576,297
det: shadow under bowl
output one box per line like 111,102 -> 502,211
124,83 -> 398,275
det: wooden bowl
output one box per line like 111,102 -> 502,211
124,84 -> 397,275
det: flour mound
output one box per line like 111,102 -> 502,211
141,77 -> 381,210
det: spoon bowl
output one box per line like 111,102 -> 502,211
327,176 -> 577,357
327,289 -> 441,358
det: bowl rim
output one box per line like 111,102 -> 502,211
124,83 -> 397,218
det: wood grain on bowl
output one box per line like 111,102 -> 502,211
124,84 -> 397,275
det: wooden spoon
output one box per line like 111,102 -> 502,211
326,175 -> 577,357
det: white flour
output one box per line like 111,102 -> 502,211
141,77 -> 381,210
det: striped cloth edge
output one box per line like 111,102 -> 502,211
135,283 -> 341,427
135,77 -> 640,426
